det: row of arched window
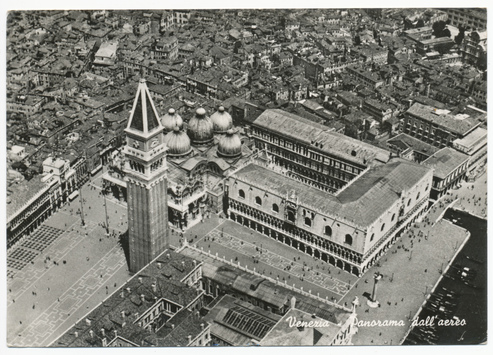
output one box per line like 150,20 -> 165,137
237,189 -> 356,246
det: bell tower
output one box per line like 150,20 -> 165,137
123,78 -> 168,273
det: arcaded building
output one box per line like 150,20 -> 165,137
226,160 -> 432,276
225,110 -> 433,276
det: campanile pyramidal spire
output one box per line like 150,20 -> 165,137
123,77 -> 169,273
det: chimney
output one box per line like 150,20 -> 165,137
113,330 -> 118,337
121,310 -> 126,319
126,287 -> 131,293
138,277 -> 143,284
193,260 -> 197,267
151,283 -> 157,292
74,331 -> 78,338
200,323 -> 205,330
85,318 -> 92,326
102,338 -> 107,347
182,261 -> 185,267
157,262 -> 162,269
187,335 -> 192,343
120,290 -> 124,298
171,324 -> 175,329
166,254 -> 170,259
140,294 -> 145,302
89,330 -> 94,338
101,328 -> 105,337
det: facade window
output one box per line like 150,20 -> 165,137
272,203 -> 279,213
381,223 -> 386,231
287,210 -> 296,223
391,213 -> 395,222
238,189 -> 245,199
255,196 -> 262,206
407,199 -> 411,207
304,217 -> 312,227
416,192 -> 420,201
370,233 -> 375,242
344,234 -> 353,246
324,225 -> 332,236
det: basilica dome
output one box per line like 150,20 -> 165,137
161,108 -> 183,132
218,129 -> 242,158
164,126 -> 192,158
187,108 -> 214,146
210,106 -> 233,133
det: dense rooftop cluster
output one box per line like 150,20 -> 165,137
6,7 -> 487,236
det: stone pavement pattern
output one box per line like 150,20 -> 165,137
206,228 -> 351,297
7,175 -> 131,347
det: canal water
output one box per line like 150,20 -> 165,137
403,209 -> 487,345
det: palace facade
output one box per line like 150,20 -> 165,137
226,109 -> 433,276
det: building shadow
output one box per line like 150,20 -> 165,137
118,230 -> 131,270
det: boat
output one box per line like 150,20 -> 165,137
463,281 -> 484,290
440,287 -> 458,296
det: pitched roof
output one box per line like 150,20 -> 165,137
232,160 -> 432,227
422,147 -> 469,180
126,78 -> 162,136
387,133 -> 439,156
252,109 -> 390,166
406,102 -> 482,136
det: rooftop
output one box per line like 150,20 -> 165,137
232,160 -> 431,228
453,126 -> 487,152
387,133 -> 439,156
7,174 -> 54,221
203,294 -> 281,345
53,250 -> 205,347
406,102 -> 482,136
253,109 -> 390,166
422,147 -> 470,180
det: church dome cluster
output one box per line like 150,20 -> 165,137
161,106 -> 241,159
218,129 -> 242,158
161,108 -> 183,132
164,126 -> 192,158
187,108 -> 214,146
210,106 -> 233,133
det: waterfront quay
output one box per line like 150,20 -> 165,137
340,215 -> 470,345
